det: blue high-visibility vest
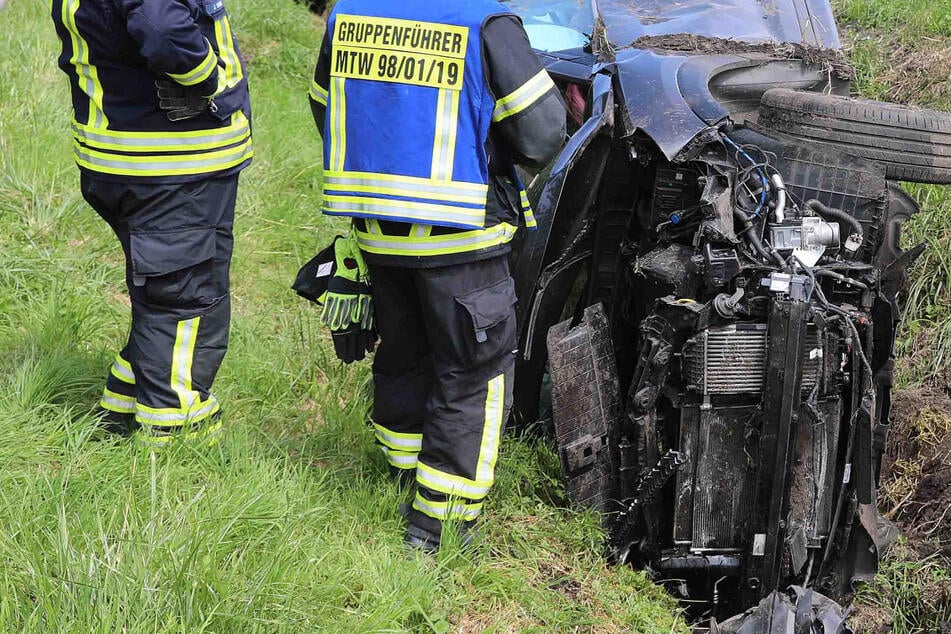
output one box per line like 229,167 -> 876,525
321,0 -> 514,231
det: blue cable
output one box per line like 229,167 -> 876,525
723,135 -> 769,218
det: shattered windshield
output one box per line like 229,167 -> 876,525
502,0 -> 593,51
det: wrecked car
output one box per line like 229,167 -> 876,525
502,0 -> 951,624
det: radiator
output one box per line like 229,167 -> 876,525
682,324 -> 822,395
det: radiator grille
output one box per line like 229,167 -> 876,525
683,324 -> 821,395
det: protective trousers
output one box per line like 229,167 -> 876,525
81,174 -> 237,442
369,256 -> 516,535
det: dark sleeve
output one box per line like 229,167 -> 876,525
309,29 -> 331,134
483,15 -> 567,170
117,0 -> 221,96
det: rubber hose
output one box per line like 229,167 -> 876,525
734,208 -> 786,269
806,199 -> 864,241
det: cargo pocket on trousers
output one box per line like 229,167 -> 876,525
130,226 -> 217,308
454,277 -> 518,367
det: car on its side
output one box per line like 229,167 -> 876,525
503,0 -> 951,624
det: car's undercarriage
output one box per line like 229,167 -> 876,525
497,0 -> 951,627
532,118 -> 921,622
506,42 -> 946,627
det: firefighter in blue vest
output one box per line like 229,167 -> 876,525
50,0 -> 252,445
309,0 -> 566,551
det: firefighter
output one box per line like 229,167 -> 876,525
309,0 -> 566,551
50,0 -> 252,446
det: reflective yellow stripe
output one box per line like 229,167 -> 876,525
519,190 -> 532,210
115,355 -> 133,373
476,374 -> 505,483
356,223 -> 517,257
416,462 -> 492,500
74,138 -> 252,177
172,317 -> 200,410
519,190 -> 537,228
100,389 -> 135,414
413,492 -> 483,522
323,194 -> 485,227
135,398 -> 220,427
223,16 -> 244,83
373,422 -> 423,452
73,112 -> 247,140
168,42 -> 218,86
72,112 -> 250,153
133,317 -> 221,427
493,70 -> 556,123
382,448 -> 419,469
431,89 -> 459,181
110,356 -> 135,384
329,77 -> 347,172
324,172 -> 488,206
327,170 -> 487,192
412,224 -> 432,238
309,80 -> 328,106
63,0 -> 108,128
139,419 -> 223,447
213,15 -> 243,89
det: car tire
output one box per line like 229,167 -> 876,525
757,88 -> 951,185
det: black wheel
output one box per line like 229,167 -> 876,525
758,88 -> 951,184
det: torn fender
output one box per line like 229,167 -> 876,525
610,50 -> 743,161
511,71 -> 614,423
512,70 -> 614,331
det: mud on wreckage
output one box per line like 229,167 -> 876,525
504,0 -> 951,629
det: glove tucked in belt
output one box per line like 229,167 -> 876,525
293,233 -> 376,363
155,80 -> 213,122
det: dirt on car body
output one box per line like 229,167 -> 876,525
631,33 -> 856,80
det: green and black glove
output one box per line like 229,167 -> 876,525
320,233 -> 376,363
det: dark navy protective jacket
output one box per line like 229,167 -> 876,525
51,0 -> 253,183
309,0 -> 567,267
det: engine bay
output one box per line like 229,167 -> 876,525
542,122 -> 923,622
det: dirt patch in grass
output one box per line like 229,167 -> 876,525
848,600 -> 895,634
854,387 -> 951,631
850,539 -> 951,633
885,387 -> 951,551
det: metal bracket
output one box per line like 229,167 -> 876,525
562,433 -> 609,475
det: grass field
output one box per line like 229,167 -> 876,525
834,0 -> 951,631
834,0 -> 951,387
0,1 -> 686,632
1,0 -> 949,632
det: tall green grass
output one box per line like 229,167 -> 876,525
0,1 -> 687,631
835,0 -> 951,38
836,1 -> 951,631
835,0 -> 951,385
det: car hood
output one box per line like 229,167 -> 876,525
594,0 -> 841,48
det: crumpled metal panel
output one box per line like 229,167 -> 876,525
594,0 -> 841,48
512,71 -> 613,332
713,587 -> 852,633
611,50 -> 729,161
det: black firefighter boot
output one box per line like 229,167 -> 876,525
95,409 -> 140,437
404,520 -> 478,555
391,466 -> 416,518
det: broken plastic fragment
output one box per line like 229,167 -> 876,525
711,586 -> 852,634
